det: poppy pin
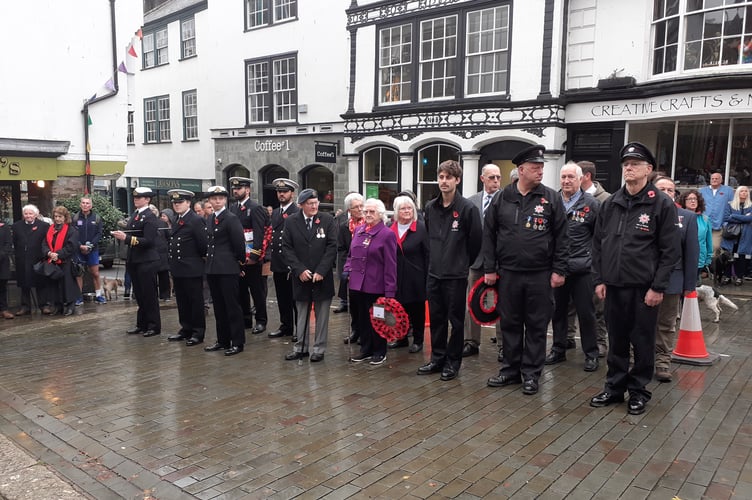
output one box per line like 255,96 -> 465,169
453,211 -> 459,218
648,190 -> 655,198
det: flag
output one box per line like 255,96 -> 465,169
88,93 -> 97,102
87,115 -> 92,126
128,43 -> 137,58
104,78 -> 115,92
117,61 -> 132,74
135,27 -> 143,40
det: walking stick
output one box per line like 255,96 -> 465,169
299,300 -> 312,366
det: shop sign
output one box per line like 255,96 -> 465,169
0,157 -> 21,176
315,143 -> 337,163
254,139 -> 291,152
139,178 -> 202,192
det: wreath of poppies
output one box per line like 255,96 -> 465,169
369,297 -> 409,342
467,277 -> 500,326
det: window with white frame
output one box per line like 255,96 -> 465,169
416,144 -> 460,207
362,147 -> 400,208
181,18 -> 196,59
183,90 -> 198,141
377,2 -> 509,105
127,111 -> 134,145
143,27 -> 168,68
144,96 -> 170,143
246,54 -> 297,124
246,0 -> 297,29
653,0 -> 752,75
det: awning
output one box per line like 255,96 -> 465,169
0,156 -> 125,181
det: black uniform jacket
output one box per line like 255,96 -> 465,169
281,211 -> 337,302
230,198 -> 270,265
125,208 -> 160,264
269,203 -> 299,273
424,192 -> 482,279
168,210 -> 208,278
205,209 -> 245,275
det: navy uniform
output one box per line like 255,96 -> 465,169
204,185 -> 247,356
268,178 -> 300,339
229,176 -> 270,333
166,189 -> 208,346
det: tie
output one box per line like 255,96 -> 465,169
482,194 -> 492,215
306,217 -> 312,230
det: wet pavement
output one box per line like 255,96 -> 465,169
1,268 -> 752,499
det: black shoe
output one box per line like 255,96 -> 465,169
462,343 -> 479,357
627,396 -> 647,415
544,350 -> 566,365
285,351 -> 309,361
225,345 -> 244,356
126,326 -> 144,335
440,366 -> 458,381
142,330 -> 159,337
186,338 -> 203,346
417,361 -> 443,375
332,304 -> 348,313
168,334 -> 189,341
590,391 -> 625,408
349,353 -> 371,363
204,342 -> 229,352
369,355 -> 387,366
566,339 -> 576,349
408,343 -> 423,353
268,329 -> 291,338
291,336 -> 298,343
387,338 -> 409,349
490,336 -> 497,344
584,356 -> 599,372
522,379 -> 539,395
310,353 -> 324,362
487,374 -> 522,387
252,323 -> 266,334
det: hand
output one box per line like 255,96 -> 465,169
48,252 -> 59,262
644,289 -> 664,307
484,273 -> 498,285
299,269 -> 312,282
111,230 -> 125,241
312,272 -> 324,283
595,284 -> 606,300
550,272 -> 565,288
79,244 -> 89,254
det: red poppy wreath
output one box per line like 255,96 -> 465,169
369,297 -> 409,342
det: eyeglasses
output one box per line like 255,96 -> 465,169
685,197 -> 698,202
485,175 -> 501,180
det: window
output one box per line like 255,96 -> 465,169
652,0 -> 752,74
246,0 -> 297,29
378,3 -> 510,105
183,90 -> 198,141
144,96 -> 171,143
181,18 -> 196,59
127,111 -> 134,145
416,144 -> 460,207
246,54 -> 297,125
362,147 -> 400,207
143,27 -> 168,68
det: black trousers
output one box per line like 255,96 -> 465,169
0,279 -> 8,311
552,272 -> 598,359
427,276 -> 467,370
498,270 -> 552,381
603,286 -> 658,401
173,276 -> 206,340
129,260 -> 161,332
273,271 -> 296,335
157,270 -> 171,299
401,301 -> 426,345
207,274 -> 245,348
239,263 -> 267,325
351,290 -> 386,357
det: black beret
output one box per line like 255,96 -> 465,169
620,142 -> 656,167
297,188 -> 318,204
512,145 -> 547,166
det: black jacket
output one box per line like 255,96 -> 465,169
269,203 -> 299,273
125,208 -> 160,264
12,218 -> 50,288
168,210 -> 207,278
424,192 -> 482,279
592,183 -> 681,291
389,220 -> 429,304
281,211 -> 337,302
205,209 -> 245,275
482,182 -> 569,276
230,198 -> 270,265
561,190 -> 600,275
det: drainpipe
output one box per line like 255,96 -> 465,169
82,0 -> 119,194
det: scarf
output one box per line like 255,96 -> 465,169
46,223 -> 69,261
348,216 -> 364,235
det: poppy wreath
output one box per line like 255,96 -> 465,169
369,297 -> 409,342
467,276 -> 500,325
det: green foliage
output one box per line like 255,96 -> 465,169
57,193 -> 124,234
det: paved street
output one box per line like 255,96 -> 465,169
1,271 -> 752,499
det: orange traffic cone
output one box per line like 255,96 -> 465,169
671,290 -> 720,365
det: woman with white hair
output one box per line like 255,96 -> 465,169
345,198 -> 398,365
721,185 -> 752,285
388,195 -> 429,352
12,204 -> 50,315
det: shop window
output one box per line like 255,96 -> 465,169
362,147 -> 399,209
416,143 -> 460,207
730,119 -> 752,186
302,165 -> 334,213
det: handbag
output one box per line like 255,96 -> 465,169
722,223 -> 742,240
33,260 -> 64,280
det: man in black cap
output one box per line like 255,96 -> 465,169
484,144 -> 569,395
267,178 -> 300,340
281,189 -> 338,362
166,189 -> 208,346
204,185 -> 247,356
112,187 -> 161,337
589,142 -> 680,415
229,176 -> 270,334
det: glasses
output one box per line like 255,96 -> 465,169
685,197 -> 698,202
622,161 -> 648,168
485,175 -> 501,180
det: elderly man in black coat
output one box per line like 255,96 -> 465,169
12,204 -> 49,315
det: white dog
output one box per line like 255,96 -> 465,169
695,284 -> 738,323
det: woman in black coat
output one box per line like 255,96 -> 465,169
388,195 -> 430,352
41,206 -> 80,316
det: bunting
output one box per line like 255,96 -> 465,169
135,27 -> 143,40
118,61 -> 134,75
128,43 -> 138,58
104,78 -> 116,92
87,115 -> 93,126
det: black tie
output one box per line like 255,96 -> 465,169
306,217 -> 312,230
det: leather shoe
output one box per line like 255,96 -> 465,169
291,335 -> 298,343
655,368 -> 672,383
168,334 -> 189,341
41,306 -> 54,315
268,329 -> 291,338
417,361 -> 443,375
440,367 -> 458,381
545,350 -> 566,365
252,323 -> 266,334
63,305 -> 75,316
225,346 -> 244,356
487,374 -> 522,387
185,338 -> 203,346
584,356 -> 599,372
2,310 -> 15,319
590,391 -> 625,408
14,307 -> 29,316
285,351 -> 309,360
627,396 -> 647,415
204,342 -> 228,352
408,343 -> 423,353
310,353 -> 324,362
332,304 -> 348,313
142,330 -> 159,337
462,343 -> 479,357
522,379 -> 539,395
387,338 -> 409,349
126,326 -> 144,335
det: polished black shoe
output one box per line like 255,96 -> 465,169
627,396 -> 647,415
522,379 -> 539,395
168,334 -> 189,341
185,338 -> 203,346
584,356 -> 599,372
285,351 -> 309,360
252,323 -> 266,334
142,330 -> 160,337
310,353 -> 324,362
332,304 -> 348,313
408,343 -> 423,353
487,374 -> 522,387
566,339 -> 577,349
225,346 -> 244,356
590,391 -> 625,408
440,367 -> 458,381
417,361 -> 443,375
268,329 -> 291,338
387,338 -> 409,349
126,326 -> 144,335
545,350 -> 566,365
462,343 -> 479,357
204,342 -> 228,352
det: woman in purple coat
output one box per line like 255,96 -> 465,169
345,198 -> 398,365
